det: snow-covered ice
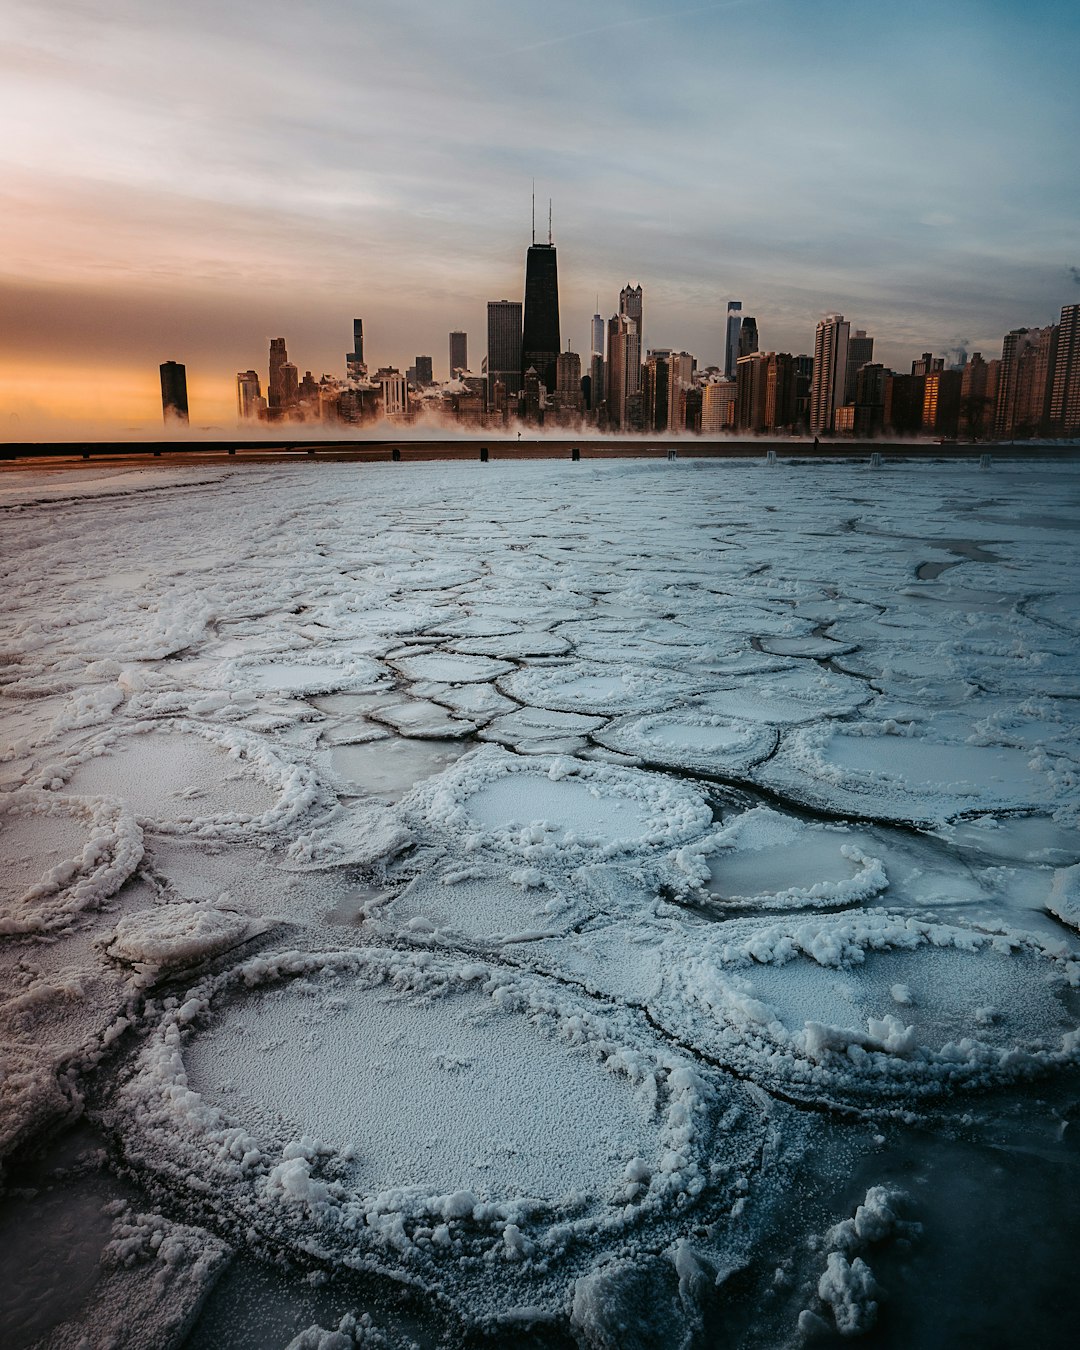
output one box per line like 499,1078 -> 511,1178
2,455 -> 1079,1348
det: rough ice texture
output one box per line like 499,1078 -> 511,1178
55,720 -> 325,838
107,902 -> 262,973
0,790 -> 143,934
113,945 -> 762,1283
401,745 -> 715,872
34,1208 -> 231,1350
594,710 -> 777,776
657,910 -> 1080,1103
498,660 -> 702,715
2,458 -> 1080,1345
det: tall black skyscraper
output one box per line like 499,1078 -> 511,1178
522,208 -> 560,392
160,360 -> 189,424
347,319 -> 365,379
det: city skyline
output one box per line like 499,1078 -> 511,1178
2,0 -> 1079,432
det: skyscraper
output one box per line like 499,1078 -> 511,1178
346,319 -> 365,379
269,338 -> 288,412
809,314 -> 850,434
643,351 -> 675,433
236,370 -> 264,421
701,377 -> 737,433
844,329 -> 875,403
995,327 -> 1057,438
522,236 -> 560,393
724,301 -> 743,378
414,355 -> 433,386
449,331 -> 468,377
619,284 -> 643,355
160,361 -> 188,425
554,349 -> 583,416
1050,304 -> 1080,436
606,313 -> 640,429
738,317 -> 759,361
591,310 -> 605,359
487,300 -> 523,401
280,362 -> 299,412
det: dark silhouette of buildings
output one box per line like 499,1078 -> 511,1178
268,338 -> 288,413
160,361 -> 188,424
737,316 -> 759,361
414,355 -> 433,386
959,353 -> 998,438
449,331 -> 468,378
844,329 -> 875,403
522,240 -> 560,393
487,300 -> 522,402
724,301 -> 742,378
346,320 -> 365,379
736,351 -> 796,433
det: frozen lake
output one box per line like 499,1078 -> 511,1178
1,455 -> 1079,1349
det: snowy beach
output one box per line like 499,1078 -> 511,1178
1,455 -> 1078,1348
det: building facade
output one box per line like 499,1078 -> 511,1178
809,314 -> 850,434
487,300 -> 523,402
606,313 -> 640,429
1050,304 -> 1080,436
236,370 -> 264,421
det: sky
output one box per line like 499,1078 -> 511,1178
2,0 -> 1079,433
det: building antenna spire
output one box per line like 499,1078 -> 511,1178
548,198 -> 552,245
531,180 -> 535,246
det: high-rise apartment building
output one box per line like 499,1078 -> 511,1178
414,355 -> 433,386
724,301 -> 742,378
487,300 -> 523,401
995,327 -> 1057,438
1013,325 -> 1058,437
643,349 -> 695,433
959,352 -> 997,438
701,377 -> 737,433
922,369 -> 962,438
522,240 -> 560,392
346,319 -> 365,379
809,314 -> 850,434
236,370 -> 264,421
736,352 -> 796,433
449,331 -> 468,377
1050,304 -> 1080,436
160,361 -> 188,425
